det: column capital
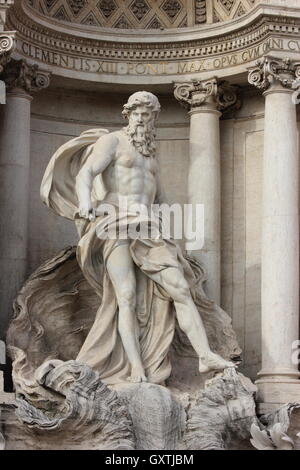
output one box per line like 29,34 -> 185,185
174,78 -> 240,113
248,56 -> 300,96
0,32 -> 14,72
0,58 -> 51,96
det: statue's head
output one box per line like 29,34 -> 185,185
123,91 -> 160,158
122,91 -> 161,122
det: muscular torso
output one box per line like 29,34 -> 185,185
102,130 -> 158,209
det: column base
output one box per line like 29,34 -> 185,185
256,379 -> 300,412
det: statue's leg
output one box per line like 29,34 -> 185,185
158,267 -> 235,373
135,268 -> 148,328
106,243 -> 147,383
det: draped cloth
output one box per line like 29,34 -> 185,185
41,129 -> 241,385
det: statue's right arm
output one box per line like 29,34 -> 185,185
75,133 -> 118,219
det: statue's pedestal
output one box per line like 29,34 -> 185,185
0,363 -> 259,450
257,381 -> 300,415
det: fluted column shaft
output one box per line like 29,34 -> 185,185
249,56 -> 300,407
188,95 -> 221,303
0,59 -> 50,337
0,88 -> 32,335
174,79 -> 238,304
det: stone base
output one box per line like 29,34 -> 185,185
0,364 -> 258,450
256,381 -> 300,411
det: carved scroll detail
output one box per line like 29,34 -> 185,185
1,58 -> 50,93
174,78 -> 240,112
248,56 -> 300,92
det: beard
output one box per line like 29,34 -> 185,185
124,120 -> 156,158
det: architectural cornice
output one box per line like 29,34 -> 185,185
5,1 -> 300,84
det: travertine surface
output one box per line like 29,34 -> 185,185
1,363 -> 259,450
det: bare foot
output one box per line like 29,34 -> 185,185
127,365 -> 147,383
199,352 -> 237,374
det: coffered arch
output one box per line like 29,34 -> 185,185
24,0 -> 258,29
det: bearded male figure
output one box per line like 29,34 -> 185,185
40,91 -> 237,385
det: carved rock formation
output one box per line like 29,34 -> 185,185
15,360 -> 134,450
118,383 -> 185,450
5,246 -> 250,449
182,368 -> 259,450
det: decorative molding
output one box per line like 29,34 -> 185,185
174,78 -> 240,112
21,0 -> 257,29
130,0 -> 151,22
0,58 -> 51,93
212,0 -> 258,23
0,32 -> 13,68
0,32 -> 13,55
8,3 -> 299,63
195,0 -> 206,24
248,56 -> 300,91
0,32 -> 14,74
4,2 -> 300,84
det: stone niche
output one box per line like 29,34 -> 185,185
1,0 -> 300,453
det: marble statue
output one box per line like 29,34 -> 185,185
38,91 -> 238,385
4,92 -> 251,450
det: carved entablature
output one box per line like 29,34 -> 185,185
174,78 -> 240,112
3,1 -> 300,85
0,58 -> 51,93
248,56 -> 300,91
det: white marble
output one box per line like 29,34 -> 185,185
256,82 -> 300,404
39,91 -> 236,383
188,103 -> 221,304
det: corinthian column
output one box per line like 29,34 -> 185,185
248,57 -> 300,408
174,79 -> 239,304
0,59 -> 50,337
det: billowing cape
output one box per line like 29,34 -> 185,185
41,128 -> 109,222
37,128 -> 241,385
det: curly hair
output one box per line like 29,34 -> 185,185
122,91 -> 161,120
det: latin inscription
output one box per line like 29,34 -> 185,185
17,38 -> 300,76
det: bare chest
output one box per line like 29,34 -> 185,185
114,146 -> 156,174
